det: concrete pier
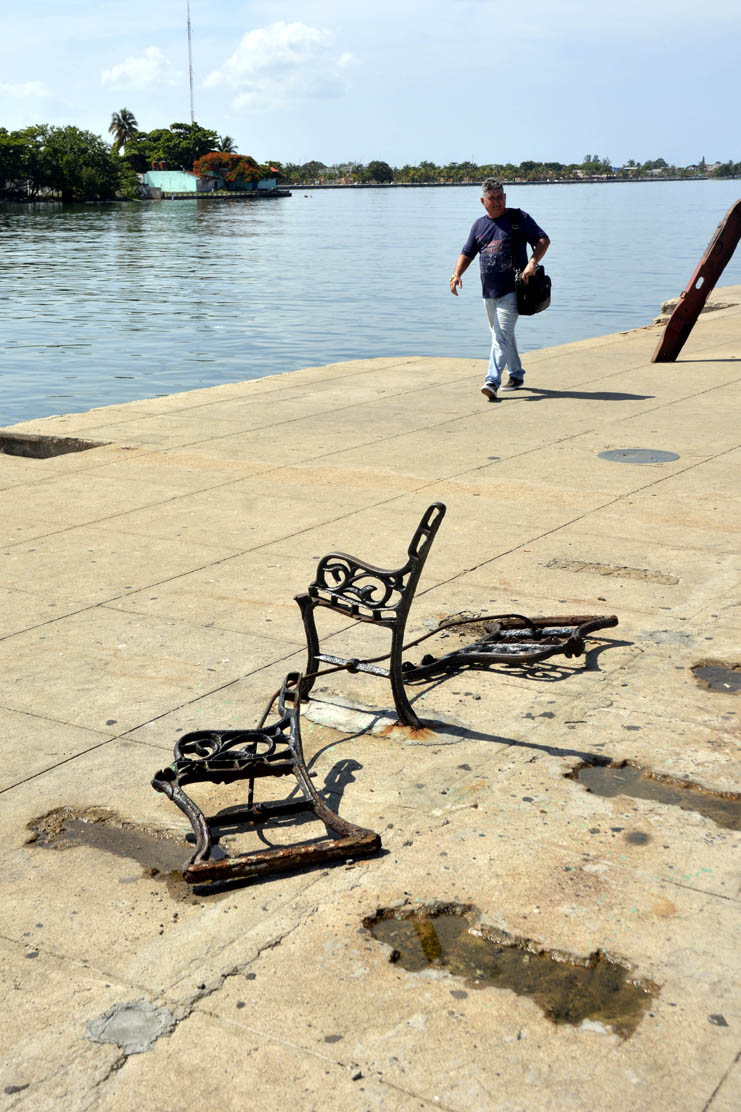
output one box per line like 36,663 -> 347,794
1,290 -> 739,1110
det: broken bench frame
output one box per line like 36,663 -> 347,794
295,502 -> 447,729
152,505 -> 620,885
295,502 -> 618,725
151,672 -> 381,885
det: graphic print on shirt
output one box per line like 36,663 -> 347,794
479,234 -> 513,283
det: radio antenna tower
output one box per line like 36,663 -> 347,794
186,0 -> 195,123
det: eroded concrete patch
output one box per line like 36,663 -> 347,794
641,629 -> 696,646
545,557 -> 679,584
86,1000 -> 177,1055
692,660 -> 741,694
364,902 -> 657,1038
567,760 -> 741,830
24,806 -> 210,902
302,696 -> 467,744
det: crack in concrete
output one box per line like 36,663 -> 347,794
703,1047 -> 741,1111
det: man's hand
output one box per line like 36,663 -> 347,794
521,259 -> 538,283
521,236 -> 550,282
449,274 -> 462,296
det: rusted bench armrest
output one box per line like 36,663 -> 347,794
295,503 -> 447,726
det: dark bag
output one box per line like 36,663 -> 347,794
515,265 -> 551,315
511,209 -> 551,315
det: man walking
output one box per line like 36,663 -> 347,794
450,179 -> 550,401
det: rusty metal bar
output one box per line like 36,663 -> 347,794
652,199 -> 741,363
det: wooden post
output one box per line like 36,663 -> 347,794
652,198 -> 741,363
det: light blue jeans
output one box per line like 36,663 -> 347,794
483,291 -> 523,389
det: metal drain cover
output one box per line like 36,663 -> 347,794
598,448 -> 680,465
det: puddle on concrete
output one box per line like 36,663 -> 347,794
365,904 -> 655,1037
569,762 -> 740,830
26,807 -> 205,902
692,660 -> 741,694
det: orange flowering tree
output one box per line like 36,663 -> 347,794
192,151 -> 267,187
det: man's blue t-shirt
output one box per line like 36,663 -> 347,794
461,209 -> 547,299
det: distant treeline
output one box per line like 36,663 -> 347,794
277,155 -> 741,185
2,117 -> 739,204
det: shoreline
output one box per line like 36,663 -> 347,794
284,176 -> 739,189
3,175 -> 739,206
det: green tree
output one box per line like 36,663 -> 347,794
165,121 -> 219,167
6,125 -> 49,197
120,130 -> 152,173
298,160 -> 327,182
263,159 -> 284,181
0,128 -> 33,196
113,158 -> 143,199
710,160 -> 740,178
641,157 -> 668,172
42,126 -> 119,201
279,162 -> 301,183
216,135 -> 237,153
122,121 -> 219,172
109,108 -> 138,154
365,160 -> 394,183
581,154 -> 611,176
416,161 -> 439,182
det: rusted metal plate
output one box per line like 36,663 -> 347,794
652,199 -> 741,363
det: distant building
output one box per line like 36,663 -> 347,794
140,170 -> 214,195
139,168 -> 278,198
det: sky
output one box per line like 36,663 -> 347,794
1,1 -> 739,167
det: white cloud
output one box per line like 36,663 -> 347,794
101,46 -> 180,90
205,21 -> 355,110
0,81 -> 49,98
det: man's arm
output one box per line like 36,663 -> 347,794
449,253 -> 473,296
521,236 -> 550,282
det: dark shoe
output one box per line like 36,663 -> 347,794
502,376 -> 524,390
481,385 -> 498,402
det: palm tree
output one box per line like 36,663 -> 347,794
109,109 -> 138,154
216,135 -> 236,153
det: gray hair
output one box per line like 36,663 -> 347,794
481,178 -> 504,195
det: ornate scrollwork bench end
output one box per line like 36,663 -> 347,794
151,672 -> 381,885
294,503 -> 447,728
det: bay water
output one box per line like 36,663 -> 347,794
1,180 -> 739,425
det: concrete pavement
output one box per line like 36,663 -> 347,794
1,288 -> 739,1111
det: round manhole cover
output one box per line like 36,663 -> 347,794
598,449 -> 680,465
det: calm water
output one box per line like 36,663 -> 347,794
2,180 -> 740,425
